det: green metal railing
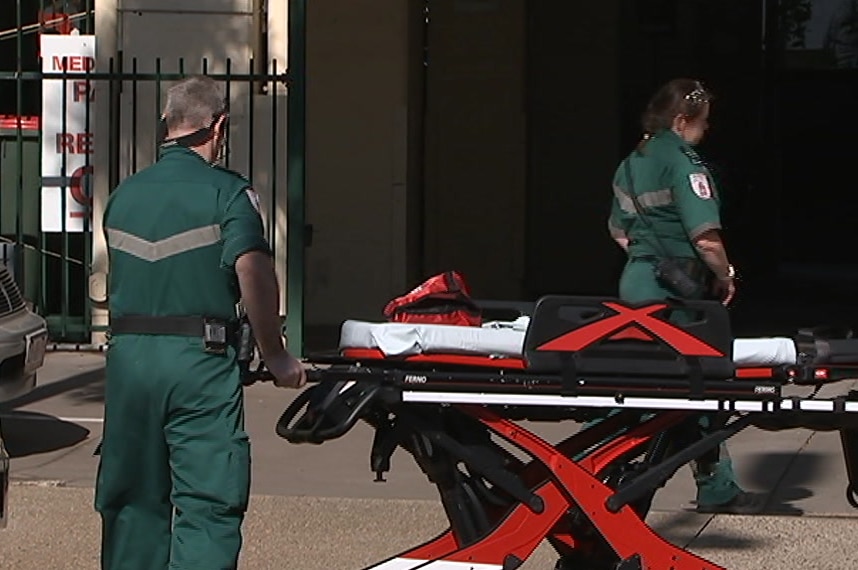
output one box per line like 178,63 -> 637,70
0,0 -> 307,354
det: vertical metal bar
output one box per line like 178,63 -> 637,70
115,52 -> 124,186
225,58 -> 232,169
83,45 -> 92,336
202,57 -> 208,76
85,0 -> 92,34
107,50 -> 124,336
269,58 -> 277,250
39,53 -> 47,316
108,57 -> 116,189
15,0 -> 24,286
61,57 -> 69,339
155,57 -> 162,160
248,56 -> 254,183
132,58 -> 138,172
179,57 -> 185,78
286,0 -> 306,356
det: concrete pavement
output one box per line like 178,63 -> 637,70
1,351 -> 858,569
5,485 -> 858,570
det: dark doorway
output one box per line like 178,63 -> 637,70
522,0 -> 768,302
414,0 -> 856,334
522,0 -> 858,335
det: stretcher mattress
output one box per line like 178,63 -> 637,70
339,318 -> 798,366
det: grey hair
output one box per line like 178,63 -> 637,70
162,76 -> 226,131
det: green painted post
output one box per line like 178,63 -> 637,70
15,0 -> 23,286
286,0 -> 306,356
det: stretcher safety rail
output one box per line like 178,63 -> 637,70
271,296 -> 858,570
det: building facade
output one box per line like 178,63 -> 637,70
6,1 -> 825,351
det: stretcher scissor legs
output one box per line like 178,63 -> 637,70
364,405 -> 727,570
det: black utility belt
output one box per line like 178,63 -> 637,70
631,255 -> 710,281
109,315 -> 237,354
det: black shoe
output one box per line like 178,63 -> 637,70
695,491 -> 766,515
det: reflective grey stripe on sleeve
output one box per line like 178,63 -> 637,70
608,219 -> 626,239
613,185 -> 673,214
688,221 -> 722,240
106,224 -> 222,262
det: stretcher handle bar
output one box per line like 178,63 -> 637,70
241,367 -> 274,386
604,414 -> 754,514
275,382 -> 381,443
305,369 -> 327,383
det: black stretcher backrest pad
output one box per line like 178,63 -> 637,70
522,296 -> 735,379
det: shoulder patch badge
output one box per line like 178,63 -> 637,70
689,173 -> 712,199
246,188 -> 261,212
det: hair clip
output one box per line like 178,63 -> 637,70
684,85 -> 709,105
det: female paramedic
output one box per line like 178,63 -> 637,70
607,78 -> 735,307
603,78 -> 762,515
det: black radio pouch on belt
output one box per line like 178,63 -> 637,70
236,315 -> 257,384
623,158 -> 704,299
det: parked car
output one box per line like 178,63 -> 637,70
0,261 -> 49,528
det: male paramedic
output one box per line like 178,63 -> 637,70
605,78 -> 762,515
94,75 -> 307,570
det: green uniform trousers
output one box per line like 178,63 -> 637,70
95,334 -> 250,570
585,257 -> 744,508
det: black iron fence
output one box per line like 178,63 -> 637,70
0,5 -> 306,352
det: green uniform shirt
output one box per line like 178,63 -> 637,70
104,146 -> 270,321
607,129 -> 722,259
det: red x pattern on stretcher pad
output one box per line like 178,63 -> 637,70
534,302 -> 724,357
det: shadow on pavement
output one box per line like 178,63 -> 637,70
652,510 -> 765,551
0,411 -> 90,458
687,530 -> 768,550
0,367 -> 105,408
68,377 -> 106,404
743,451 -> 825,515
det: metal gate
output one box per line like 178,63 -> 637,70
0,1 -> 306,353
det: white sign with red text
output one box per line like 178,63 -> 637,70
40,35 -> 96,233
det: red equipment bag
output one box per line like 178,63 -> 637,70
383,271 -> 482,327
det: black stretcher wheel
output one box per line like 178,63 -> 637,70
847,484 -> 858,509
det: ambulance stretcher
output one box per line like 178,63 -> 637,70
270,296 -> 858,570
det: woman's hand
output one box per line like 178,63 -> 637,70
712,277 -> 736,306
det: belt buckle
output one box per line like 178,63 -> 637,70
203,318 -> 229,355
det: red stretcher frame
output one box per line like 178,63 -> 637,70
285,360 -> 857,570
325,348 -> 733,569
360,401 -> 725,570
316,350 -> 837,568
292,298 -> 856,569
